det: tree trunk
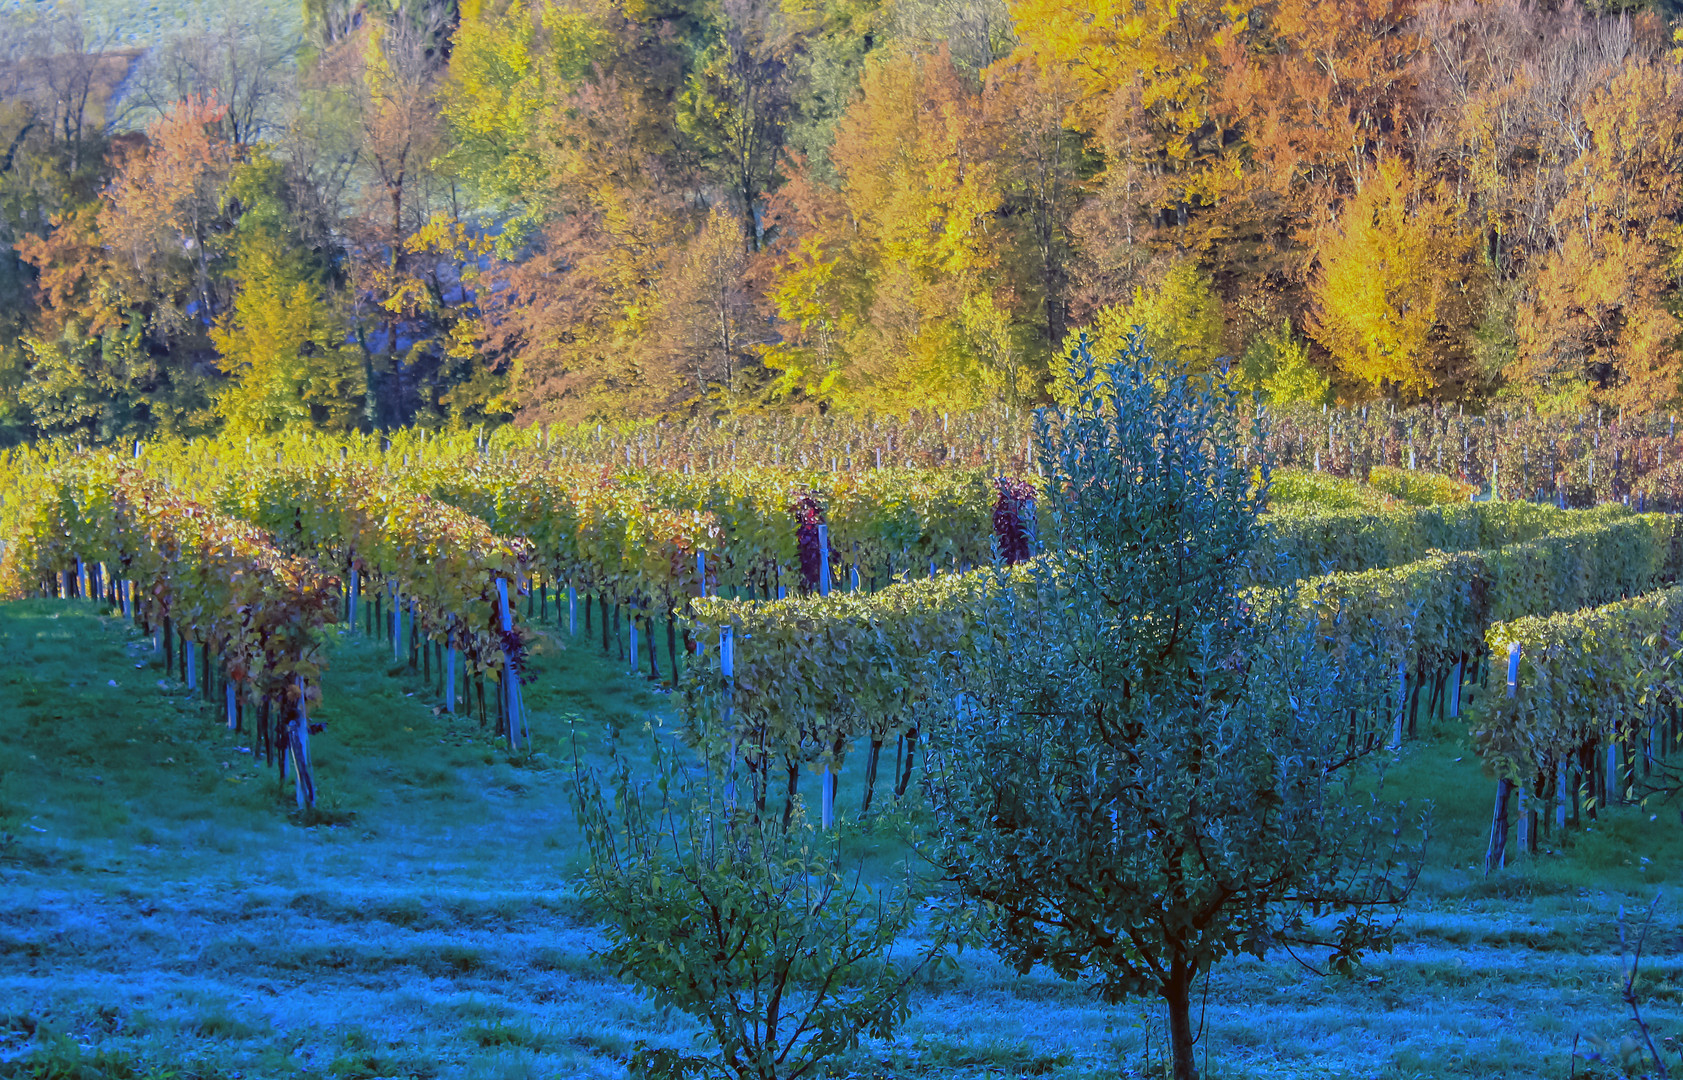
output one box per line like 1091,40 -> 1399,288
259,696 -> 273,766
1486,779 -> 1512,873
288,693 -> 316,810
493,672 -> 505,740
782,760 -> 800,830
895,726 -> 919,798
860,739 -> 882,816
1163,959 -> 1198,1080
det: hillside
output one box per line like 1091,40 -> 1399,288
2,597 -> 1680,1080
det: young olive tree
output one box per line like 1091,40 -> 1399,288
570,730 -> 959,1080
921,338 -> 1426,1080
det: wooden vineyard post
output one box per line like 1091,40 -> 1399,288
1607,738 -> 1621,807
629,606 -> 640,676
644,609 -> 661,680
186,641 -> 197,691
226,681 -> 237,730
568,583 -> 577,636
694,554 -> 706,655
1516,786 -> 1532,857
348,571 -> 359,635
1449,655 -> 1463,718
496,579 -> 527,751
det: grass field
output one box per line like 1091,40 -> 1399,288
1,597 -> 1681,1080
0,0 -> 300,46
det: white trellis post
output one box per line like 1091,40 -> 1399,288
392,585 -> 403,661
1556,759 -> 1569,833
722,625 -> 736,807
817,525 -> 836,825
186,642 -> 197,691
695,554 -> 707,654
1391,659 -> 1406,749
1510,642 -> 1528,857
445,617 -> 457,715
817,525 -> 831,596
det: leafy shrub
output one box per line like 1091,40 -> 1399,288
1264,468 -> 1395,511
570,732 -> 960,1080
1367,465 -> 1476,505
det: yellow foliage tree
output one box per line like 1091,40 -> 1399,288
1309,157 -> 1479,397
1513,57 -> 1683,410
761,48 -> 1011,412
212,233 -> 363,435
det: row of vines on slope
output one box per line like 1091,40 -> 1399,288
680,510 -> 1683,826
217,463 -> 536,746
1475,586 -> 1683,869
17,461 -> 339,807
1260,401 -> 1683,509
35,396 -> 1683,509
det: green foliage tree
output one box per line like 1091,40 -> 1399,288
1051,260 -> 1224,406
570,731 -> 959,1080
920,335 -> 1426,1080
1236,319 -> 1329,406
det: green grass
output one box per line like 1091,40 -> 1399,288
1,597 -> 1681,1079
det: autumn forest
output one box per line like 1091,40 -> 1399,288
2,0 -> 1682,441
